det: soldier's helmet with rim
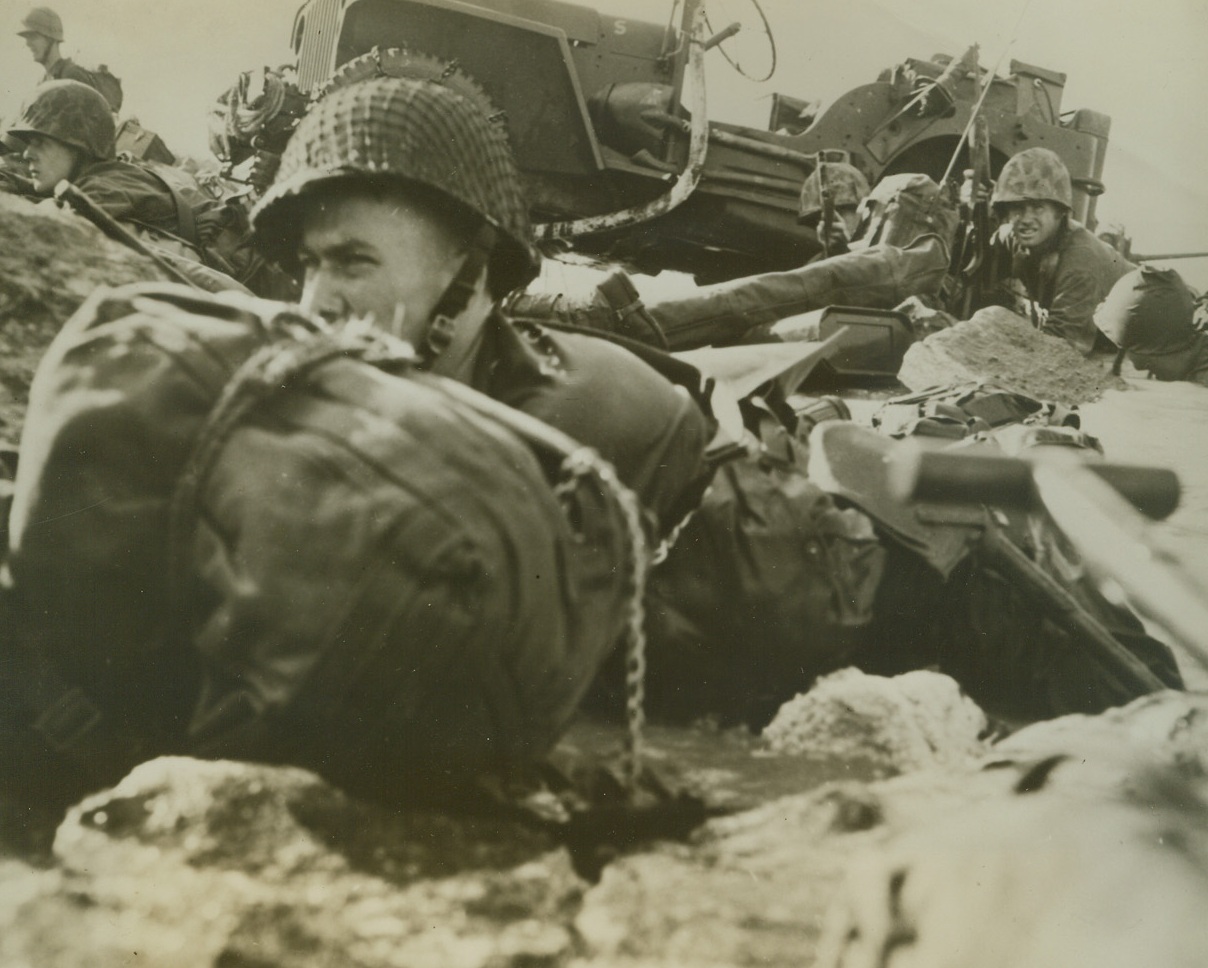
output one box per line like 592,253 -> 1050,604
7,79 -> 115,161
252,75 -> 541,298
991,147 -> 1073,212
18,6 -> 63,41
1094,265 -> 1197,354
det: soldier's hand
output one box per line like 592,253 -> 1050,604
819,219 -> 851,256
959,173 -> 991,211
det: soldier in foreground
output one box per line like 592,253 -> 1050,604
1,75 -> 713,840
1,73 -> 712,824
250,75 -> 713,537
990,146 -> 1134,355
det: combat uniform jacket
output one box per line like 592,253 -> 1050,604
1005,219 -> 1135,355
42,58 -> 122,112
432,310 -> 713,539
73,159 -> 182,238
43,57 -> 97,89
68,161 -> 249,294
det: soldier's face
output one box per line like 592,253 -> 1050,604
22,134 -> 79,194
296,192 -> 468,342
1004,201 -> 1063,249
22,33 -> 52,64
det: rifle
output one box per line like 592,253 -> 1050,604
893,446 -> 1208,679
817,160 -> 835,259
53,180 -> 205,290
948,112 -> 994,318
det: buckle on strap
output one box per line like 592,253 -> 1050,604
33,687 -> 104,753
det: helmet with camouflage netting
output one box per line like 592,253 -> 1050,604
7,79 -> 115,160
252,75 -> 541,299
798,161 -> 870,223
18,6 -> 63,41
1094,265 -> 1197,354
991,147 -> 1073,212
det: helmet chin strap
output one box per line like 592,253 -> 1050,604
419,222 -> 496,368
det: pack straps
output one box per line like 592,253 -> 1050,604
142,165 -> 201,249
165,326 -> 654,794
420,223 -> 496,366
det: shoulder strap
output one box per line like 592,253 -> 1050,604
136,164 -> 201,249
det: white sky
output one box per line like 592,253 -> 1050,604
2,0 -> 1206,282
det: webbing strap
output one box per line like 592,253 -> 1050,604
596,271 -> 669,349
420,223 -> 496,367
13,629 -> 154,782
143,164 -> 201,249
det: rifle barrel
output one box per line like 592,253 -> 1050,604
1132,251 -> 1208,262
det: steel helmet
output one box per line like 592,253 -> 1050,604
991,147 -> 1073,211
252,75 -> 541,297
1094,265 -> 1197,354
798,162 -> 870,223
7,80 -> 115,160
18,6 -> 62,41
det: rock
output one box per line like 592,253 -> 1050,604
0,193 -> 165,440
817,764 -> 1208,968
1,757 -> 581,968
988,689 -> 1208,788
814,689 -> 1208,967
898,306 -> 1126,406
761,668 -> 989,774
574,786 -> 879,967
572,767 -> 1015,968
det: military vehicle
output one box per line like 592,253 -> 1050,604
217,0 -> 1111,282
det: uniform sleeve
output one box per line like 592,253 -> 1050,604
1042,265 -> 1104,354
74,166 -> 180,237
545,336 -> 712,537
491,322 -> 713,538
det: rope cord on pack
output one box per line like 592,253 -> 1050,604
433,373 -> 653,799
554,449 -> 651,797
167,322 -> 651,796
420,223 -> 497,367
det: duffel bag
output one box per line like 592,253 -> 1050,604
6,283 -> 642,800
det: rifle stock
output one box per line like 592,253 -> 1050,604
948,113 -> 994,317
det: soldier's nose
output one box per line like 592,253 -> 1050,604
300,273 -> 344,323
